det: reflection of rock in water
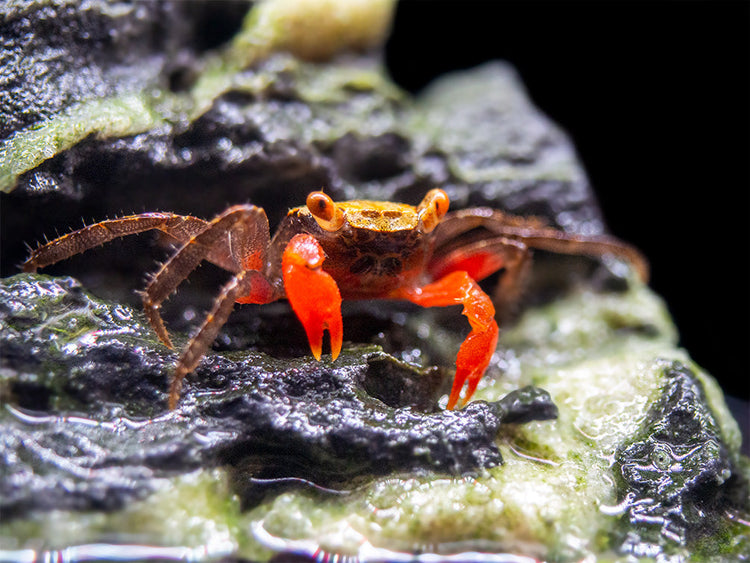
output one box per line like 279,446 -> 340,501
615,361 -> 747,556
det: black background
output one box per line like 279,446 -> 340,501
386,1 -> 750,415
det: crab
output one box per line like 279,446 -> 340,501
23,189 -> 648,410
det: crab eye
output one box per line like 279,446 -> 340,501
306,191 -> 345,231
417,189 -> 450,232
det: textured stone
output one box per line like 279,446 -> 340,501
0,274 -> 557,519
615,361 -> 745,555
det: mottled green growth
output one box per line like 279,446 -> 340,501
0,94 -> 166,192
0,470 -> 248,560
0,274 -> 166,414
239,0 -> 396,61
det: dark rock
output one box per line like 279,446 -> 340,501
614,361 -> 748,556
0,274 -> 557,519
0,1 -> 249,141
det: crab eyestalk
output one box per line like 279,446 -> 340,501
416,188 -> 450,233
307,191 -> 345,232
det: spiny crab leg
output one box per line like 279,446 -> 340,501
22,205 -> 277,410
435,209 -> 650,283
520,232 -> 649,283
141,205 -> 270,348
282,234 -> 343,361
391,271 -> 500,410
22,213 -> 210,272
169,269 -> 274,410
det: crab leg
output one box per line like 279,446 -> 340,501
22,213 -> 210,272
169,269 -> 275,409
435,209 -> 649,282
428,236 -> 532,322
391,271 -> 499,410
282,234 -> 343,361
142,205 -> 270,348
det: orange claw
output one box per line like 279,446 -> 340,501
282,234 -> 343,361
392,271 -> 499,410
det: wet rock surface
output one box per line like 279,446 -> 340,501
0,274 -> 557,519
614,361 -> 748,557
0,1 -> 190,140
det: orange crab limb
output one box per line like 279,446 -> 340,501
392,271 -> 499,410
430,248 -> 507,283
282,234 -> 343,361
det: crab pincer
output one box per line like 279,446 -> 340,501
392,271 -> 499,410
282,233 -> 343,361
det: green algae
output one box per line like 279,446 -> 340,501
0,93 -> 168,192
0,469 -> 247,559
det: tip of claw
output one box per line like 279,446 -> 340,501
330,343 -> 341,362
310,344 -> 323,362
307,326 -> 323,361
446,385 -> 464,410
328,323 -> 342,362
308,328 -> 342,362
